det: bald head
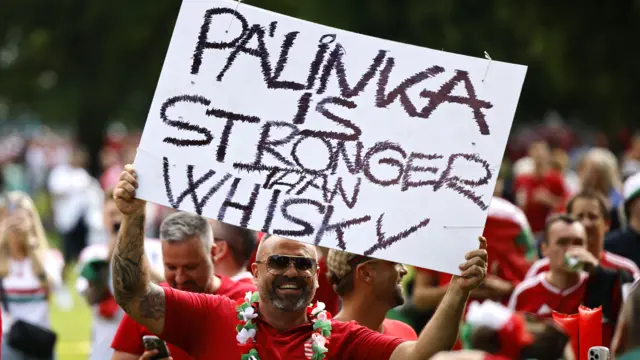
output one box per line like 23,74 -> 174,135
256,235 -> 318,262
253,235 -> 319,313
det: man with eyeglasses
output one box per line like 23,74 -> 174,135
111,164 -> 488,360
326,249 -> 418,339
110,211 -> 256,360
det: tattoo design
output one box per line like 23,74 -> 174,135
112,214 -> 165,320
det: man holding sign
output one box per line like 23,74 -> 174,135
111,164 -> 487,360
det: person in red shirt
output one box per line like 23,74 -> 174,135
209,219 -> 257,285
325,249 -> 417,340
110,164 -> 489,360
514,140 -> 568,234
509,214 -> 627,346
525,191 -> 640,280
110,212 -> 257,360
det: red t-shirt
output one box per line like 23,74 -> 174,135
514,171 -> 567,233
524,251 -> 640,280
382,319 -> 418,340
508,272 -> 588,316
160,287 -> 406,360
111,276 -> 256,359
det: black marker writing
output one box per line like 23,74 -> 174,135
273,198 -> 325,237
314,205 -> 371,249
192,8 -> 249,75
161,95 -> 213,147
363,214 -> 431,256
217,177 -> 261,227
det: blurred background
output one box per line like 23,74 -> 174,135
1,0 -> 639,359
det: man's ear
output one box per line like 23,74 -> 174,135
540,241 -> 549,257
212,241 -> 226,263
355,263 -> 374,285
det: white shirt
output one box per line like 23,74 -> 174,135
48,164 -> 92,232
1,251 -> 63,332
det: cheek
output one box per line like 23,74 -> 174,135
164,271 -> 176,283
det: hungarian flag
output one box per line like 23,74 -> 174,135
483,197 -> 537,288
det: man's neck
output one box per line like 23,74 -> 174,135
534,163 -> 548,176
334,295 -> 387,333
206,275 -> 222,294
214,260 -> 240,279
546,270 -> 580,290
259,300 -> 308,332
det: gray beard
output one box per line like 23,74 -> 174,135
266,285 -> 312,312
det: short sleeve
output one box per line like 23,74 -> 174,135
160,286 -> 235,354
340,323 -> 406,360
111,314 -> 144,355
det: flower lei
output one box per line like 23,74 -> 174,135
236,291 -> 332,360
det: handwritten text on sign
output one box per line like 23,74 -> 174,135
134,0 -> 527,274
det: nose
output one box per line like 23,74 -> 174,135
282,262 -> 298,277
175,268 -> 189,284
398,264 -> 408,277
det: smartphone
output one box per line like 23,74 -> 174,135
142,335 -> 171,360
588,346 -> 610,360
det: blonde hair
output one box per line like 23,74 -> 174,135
583,148 -> 622,194
0,191 -> 50,278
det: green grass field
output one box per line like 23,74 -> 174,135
45,228 -> 92,359
50,271 -> 92,360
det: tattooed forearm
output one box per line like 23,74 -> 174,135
111,212 -> 149,312
139,287 -> 166,321
111,209 -> 166,334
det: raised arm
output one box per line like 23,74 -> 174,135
391,237 -> 488,360
111,165 -> 166,335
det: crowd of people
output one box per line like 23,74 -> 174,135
0,123 -> 640,360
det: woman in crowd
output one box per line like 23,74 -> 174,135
579,148 -> 623,208
0,191 -> 63,360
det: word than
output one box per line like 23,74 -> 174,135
189,7 -> 493,135
161,156 -> 430,255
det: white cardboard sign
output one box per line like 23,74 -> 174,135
134,0 -> 527,275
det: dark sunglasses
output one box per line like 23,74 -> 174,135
256,255 -> 318,277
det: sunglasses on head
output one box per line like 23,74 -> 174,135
256,255 -> 318,277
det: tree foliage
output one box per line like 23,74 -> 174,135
1,0 -> 638,159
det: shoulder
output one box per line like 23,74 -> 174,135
216,276 -> 257,301
383,319 -> 418,340
512,273 -> 544,298
166,286 -> 236,312
525,258 -> 549,278
603,251 -> 640,273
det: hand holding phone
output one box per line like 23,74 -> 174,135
142,335 -> 171,360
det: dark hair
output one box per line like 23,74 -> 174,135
542,214 -> 579,244
470,315 -> 570,360
220,226 -> 257,268
566,190 -> 610,221
519,320 -> 570,360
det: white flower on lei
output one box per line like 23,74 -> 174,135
240,306 -> 258,322
311,302 -> 326,316
315,311 -> 328,322
311,333 -> 328,353
236,328 -> 257,344
244,291 -> 254,303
